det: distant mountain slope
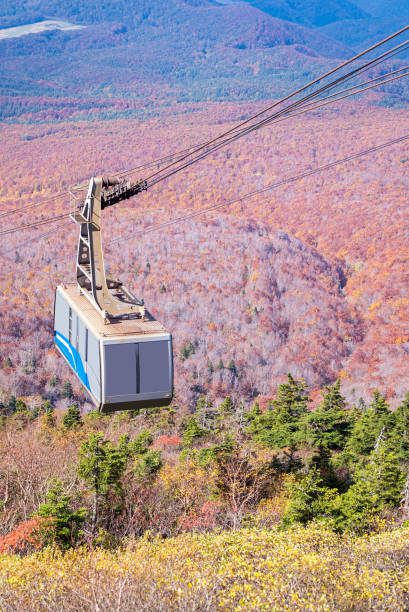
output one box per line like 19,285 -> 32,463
318,0 -> 409,48
353,0 -> 409,19
0,0 -> 356,121
173,5 -> 351,57
244,0 -> 368,27
0,0 -> 351,58
0,0 -> 407,121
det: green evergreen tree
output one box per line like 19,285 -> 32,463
248,374 -> 309,468
62,404 -> 82,429
182,417 -> 205,446
342,390 -> 392,467
282,467 -> 339,527
219,396 -> 235,416
180,342 -> 196,361
217,359 -> 224,370
227,359 -> 237,376
387,391 -> 409,462
41,400 -> 56,427
215,396 -> 237,432
135,450 -> 163,480
127,430 -> 153,456
49,374 -> 59,388
303,380 -> 351,451
37,481 -> 86,548
195,395 -> 216,430
3,357 -> 12,368
308,444 -> 343,490
61,380 -> 73,399
77,433 -> 127,537
198,434 -> 235,466
247,400 -> 262,421
371,389 -> 390,417
42,399 -> 51,412
15,399 -> 27,412
6,395 -> 16,414
338,446 -> 404,533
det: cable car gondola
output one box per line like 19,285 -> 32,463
53,176 -> 173,413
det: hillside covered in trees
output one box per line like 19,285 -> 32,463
1,103 -> 408,406
1,0 -> 409,123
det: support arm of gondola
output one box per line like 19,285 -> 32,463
72,176 -> 146,320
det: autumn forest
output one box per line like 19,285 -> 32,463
1,0 -> 409,609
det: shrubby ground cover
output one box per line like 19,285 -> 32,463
0,526 -> 409,610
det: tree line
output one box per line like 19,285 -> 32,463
0,373 -> 408,553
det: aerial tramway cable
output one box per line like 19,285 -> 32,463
139,27 -> 409,185
44,23 -> 409,413
142,66 -> 409,188
2,129 -> 407,266
106,25 -> 409,184
105,133 -> 409,246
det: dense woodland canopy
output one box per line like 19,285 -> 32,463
0,103 -> 408,406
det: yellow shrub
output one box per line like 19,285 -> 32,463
0,526 -> 408,610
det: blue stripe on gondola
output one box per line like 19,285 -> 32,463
54,331 -> 91,392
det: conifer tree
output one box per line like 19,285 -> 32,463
227,359 -> 237,377
128,430 -> 153,455
37,481 -> 86,548
339,446 -> 404,533
77,433 -> 127,537
248,374 -> 309,468
215,396 -> 237,433
282,467 -> 338,527
219,396 -> 235,416
195,395 -> 216,430
304,380 -> 351,451
135,450 -> 163,480
62,404 -> 82,429
387,391 -> 409,462
182,417 -> 205,447
41,401 -> 56,429
6,395 -> 16,414
15,399 -> 27,413
309,445 -> 341,490
61,380 -> 73,399
49,374 -> 59,388
342,390 -> 392,467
